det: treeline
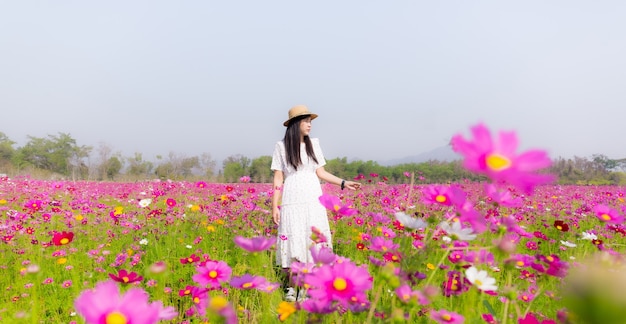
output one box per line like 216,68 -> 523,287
1,132 -> 625,184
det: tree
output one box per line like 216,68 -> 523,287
0,132 -> 15,168
18,132 -> 91,177
126,153 -> 153,178
249,155 -> 272,183
222,154 -> 250,182
200,153 -> 217,180
105,156 -> 123,180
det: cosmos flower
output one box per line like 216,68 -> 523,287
192,260 -> 232,289
422,185 -> 456,206
230,274 -> 268,290
233,235 -> 275,252
74,280 -> 161,324
430,309 -> 465,324
319,194 -> 358,217
580,231 -> 598,240
277,301 -> 297,322
304,260 -> 372,308
465,266 -> 497,292
166,198 -> 177,207
138,198 -> 152,208
593,205 -> 624,224
451,123 -> 555,194
310,245 -> 337,265
52,231 -> 74,246
109,269 -> 143,284
439,221 -> 477,241
394,212 -> 427,230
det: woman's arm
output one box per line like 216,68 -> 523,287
271,170 -> 284,225
316,167 -> 361,190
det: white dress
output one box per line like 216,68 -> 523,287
271,138 -> 332,268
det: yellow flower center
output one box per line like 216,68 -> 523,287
60,238 -> 69,245
122,276 -> 129,283
475,279 -> 483,287
486,154 -> 512,171
601,214 -> 611,221
333,278 -> 347,291
242,282 -> 253,288
105,311 -> 127,324
435,195 -> 447,203
333,205 -> 340,212
193,297 -> 200,304
209,270 -> 218,278
546,256 -> 554,262
209,296 -> 228,310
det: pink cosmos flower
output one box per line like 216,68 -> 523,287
305,260 -> 372,308
485,184 -> 522,207
430,309 -> 465,324
310,245 -> 337,265
451,123 -> 555,194
422,185 -> 456,206
319,194 -> 358,217
369,237 -> 399,253
74,280 -> 161,324
593,205 -> 624,224
233,235 -> 275,252
192,260 -> 232,289
230,274 -> 268,290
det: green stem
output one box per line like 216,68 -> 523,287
365,285 -> 383,324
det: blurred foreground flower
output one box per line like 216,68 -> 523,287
75,280 -> 167,324
451,123 -> 554,194
319,194 -> 358,217
561,252 -> 626,323
234,235 -> 275,252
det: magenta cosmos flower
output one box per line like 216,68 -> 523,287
75,280 -> 161,324
319,194 -> 358,217
192,260 -> 232,289
109,269 -> 143,284
430,309 -> 465,324
305,260 -> 372,308
233,235 -> 275,252
593,205 -> 624,224
451,123 -> 554,194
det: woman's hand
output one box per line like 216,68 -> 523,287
344,180 -> 361,190
272,208 -> 281,226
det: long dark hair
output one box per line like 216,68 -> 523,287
284,115 -> 318,170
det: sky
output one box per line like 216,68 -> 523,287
1,1 -> 625,166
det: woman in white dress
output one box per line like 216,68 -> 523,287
271,105 -> 361,301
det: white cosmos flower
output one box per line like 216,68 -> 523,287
465,266 -> 497,291
139,238 -> 149,245
581,231 -> 598,240
138,198 -> 152,208
439,221 -> 476,241
560,240 -> 576,248
394,212 -> 427,230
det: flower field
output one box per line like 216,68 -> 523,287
1,124 -> 626,323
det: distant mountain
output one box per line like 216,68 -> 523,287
381,145 -> 461,166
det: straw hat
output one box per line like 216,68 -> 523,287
283,105 -> 318,126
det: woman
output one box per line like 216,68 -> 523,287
270,105 -> 360,300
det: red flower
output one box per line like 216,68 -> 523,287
108,269 -> 143,284
553,220 -> 569,232
52,231 -> 74,246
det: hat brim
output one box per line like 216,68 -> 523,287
283,113 -> 318,126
